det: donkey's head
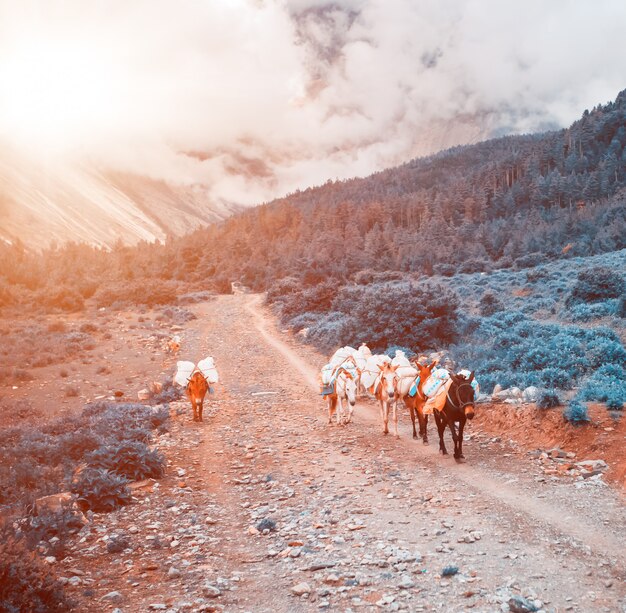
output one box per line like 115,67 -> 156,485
379,362 -> 399,400
187,371 -> 209,407
449,371 -> 476,419
344,371 -> 357,407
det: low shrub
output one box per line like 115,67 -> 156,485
479,292 -> 504,316
563,399 -> 590,424
72,468 -> 131,512
566,266 -> 624,306
0,531 -> 71,612
536,389 -> 561,409
86,441 -> 166,481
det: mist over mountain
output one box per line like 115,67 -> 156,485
1,1 -> 625,247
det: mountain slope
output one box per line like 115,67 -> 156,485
0,150 -> 237,249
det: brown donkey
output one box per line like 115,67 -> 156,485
186,371 -> 210,422
401,360 -> 438,443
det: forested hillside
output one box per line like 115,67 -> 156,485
1,89 -> 625,304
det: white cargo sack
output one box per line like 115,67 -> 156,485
458,369 -> 480,395
197,356 -> 219,383
173,360 -> 196,387
422,368 -> 451,398
391,350 -> 411,368
320,363 -> 335,386
329,346 -> 356,367
396,366 -> 418,379
360,354 -> 391,389
358,343 -> 372,359
423,378 -> 452,415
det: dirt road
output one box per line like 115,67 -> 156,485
67,294 -> 626,612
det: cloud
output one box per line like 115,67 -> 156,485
1,0 -> 625,207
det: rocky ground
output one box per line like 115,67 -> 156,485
37,295 -> 626,612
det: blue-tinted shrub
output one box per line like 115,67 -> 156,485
86,441 -> 166,481
538,367 -> 572,388
305,311 -> 357,354
563,400 -> 590,424
536,389 -> 560,409
568,300 -> 617,322
72,468 -> 131,512
566,266 -> 624,306
287,311 -> 321,330
606,394 -> 624,410
329,281 -> 459,353
479,292 -> 504,316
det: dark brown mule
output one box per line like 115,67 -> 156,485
433,372 -> 476,460
186,371 -> 210,422
402,360 -> 438,443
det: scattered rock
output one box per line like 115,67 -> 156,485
291,582 -> 312,596
137,388 -> 150,401
107,535 -> 130,553
256,517 -> 277,532
202,583 -> 222,598
168,566 -> 182,579
102,591 -> 124,603
441,565 -> 459,577
508,595 -> 539,612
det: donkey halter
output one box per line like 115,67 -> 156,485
446,381 -> 475,411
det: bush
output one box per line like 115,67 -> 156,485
479,292 -> 504,316
536,389 -> 560,409
72,468 -> 131,512
0,531 -> 71,612
279,279 -> 338,320
566,266 -> 624,306
94,281 -> 179,308
40,286 -> 85,312
305,311 -> 357,354
86,441 -> 166,481
327,280 -> 459,353
563,400 -> 590,424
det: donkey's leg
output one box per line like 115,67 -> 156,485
337,396 -> 344,425
433,411 -> 447,455
448,421 -> 460,458
347,397 -> 355,424
192,401 -> 198,422
327,396 -> 335,424
379,398 -> 389,435
456,418 -> 466,459
199,402 -> 203,422
392,400 -> 399,438
417,406 -> 429,444
408,403 -> 418,440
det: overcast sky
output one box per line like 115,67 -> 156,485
0,0 -> 625,207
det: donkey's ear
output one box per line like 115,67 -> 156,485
468,371 -> 475,383
428,359 -> 439,370
392,364 -> 400,371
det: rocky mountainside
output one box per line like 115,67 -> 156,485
0,149 -> 238,249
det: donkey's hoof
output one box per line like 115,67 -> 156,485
412,434 -> 418,440
422,439 -> 429,446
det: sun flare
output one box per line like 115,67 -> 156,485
0,35 -> 121,154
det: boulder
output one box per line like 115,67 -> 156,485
522,386 -> 539,403
492,384 -> 503,398
137,388 -> 150,401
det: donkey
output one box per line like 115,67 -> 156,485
187,371 -> 210,422
398,360 -> 438,443
371,362 -> 400,437
433,372 -> 476,460
327,368 -> 358,425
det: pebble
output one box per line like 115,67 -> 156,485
291,582 -> 312,596
202,583 -> 222,598
168,566 -> 182,579
102,591 -> 124,603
